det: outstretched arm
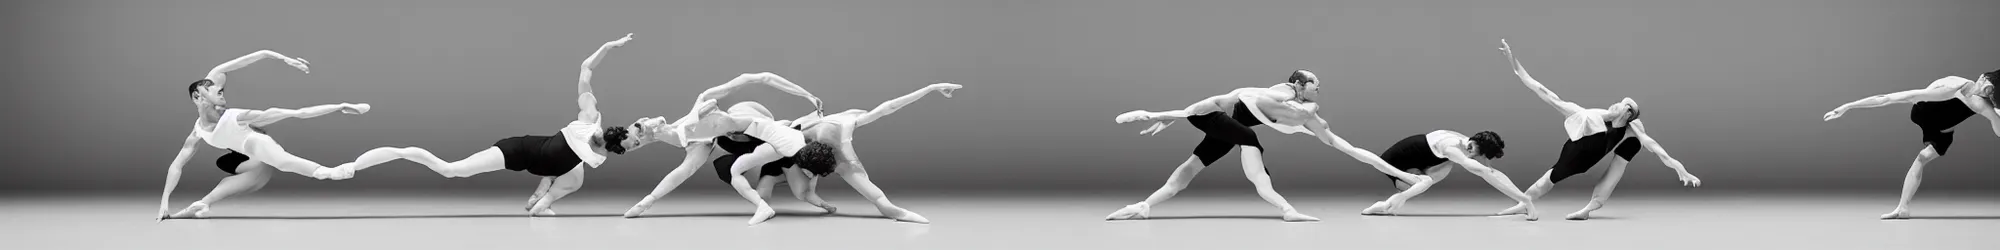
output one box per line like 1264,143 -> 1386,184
1498,39 -> 1586,117
692,73 -> 824,112
1297,112 -> 1425,184
238,103 -> 368,127
854,83 -> 962,126
158,132 -> 201,219
577,33 -> 635,123
1629,120 -> 1700,187
206,50 -> 311,86
1824,81 -> 1965,121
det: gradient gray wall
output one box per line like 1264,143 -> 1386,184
5,0 -> 1998,192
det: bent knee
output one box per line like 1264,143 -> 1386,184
1917,147 -> 1941,161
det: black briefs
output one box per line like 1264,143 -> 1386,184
1379,134 -> 1449,186
712,133 -> 797,183
492,135 -> 585,177
216,150 -> 251,175
1188,102 -> 1267,166
1910,99 -> 1974,155
1547,122 -> 1641,183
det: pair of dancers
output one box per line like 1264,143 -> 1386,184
1106,40 -> 1698,222
160,34 -> 960,225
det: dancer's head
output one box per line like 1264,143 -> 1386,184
1610,97 -> 1641,125
598,125 -> 644,154
1468,131 -> 1506,160
794,140 -> 838,177
187,79 -> 226,107
1287,70 -> 1320,102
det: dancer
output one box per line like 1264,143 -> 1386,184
1103,70 -> 1433,222
703,83 -> 963,224
160,49 -> 374,219
1359,130 -> 1539,221
1493,39 -> 1701,220
338,34 -> 645,216
620,72 -> 828,225
1823,69 -> 2000,219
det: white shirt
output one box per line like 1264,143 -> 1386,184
559,119 -> 607,168
1562,109 -> 1614,141
193,109 -> 253,151
1424,130 -> 1470,159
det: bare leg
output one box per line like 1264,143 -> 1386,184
1239,146 -> 1318,222
624,145 -> 716,218
1567,158 -> 1628,220
1365,165 -> 1451,216
394,147 -> 508,178
241,136 -> 346,179
757,174 -> 781,199
1459,162 -> 1539,221
1106,156 -> 1205,220
782,167 -> 835,212
1498,170 -> 1557,215
1883,146 -> 1940,219
525,177 -> 553,211
528,167 -> 585,216
329,146 -> 422,173
172,162 -> 274,219
840,163 -> 928,223
729,145 -> 785,225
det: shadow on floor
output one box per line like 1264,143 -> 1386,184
630,211 -> 887,220
1111,215 -> 1288,221
1904,215 -> 2000,220
187,210 -> 885,221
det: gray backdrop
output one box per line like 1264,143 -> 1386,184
4,0 -> 1998,192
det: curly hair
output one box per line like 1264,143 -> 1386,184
1469,131 -> 1506,159
601,126 -> 631,154
793,140 -> 839,176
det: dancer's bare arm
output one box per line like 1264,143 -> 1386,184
577,33 -> 634,123
239,103 -> 368,127
1824,78 -> 1967,121
158,132 -> 200,219
691,72 -> 824,112
1498,39 -> 1586,117
1630,120 -> 1700,187
854,83 -> 962,126
206,50 -> 310,87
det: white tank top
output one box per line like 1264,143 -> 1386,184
1424,130 -> 1470,159
194,109 -> 254,151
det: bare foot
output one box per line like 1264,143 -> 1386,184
1880,208 -> 1911,220
885,209 -> 931,224
1360,201 -> 1394,215
1496,203 -> 1529,216
1281,211 -> 1321,222
1104,203 -> 1151,220
170,202 -> 211,219
747,206 -> 777,225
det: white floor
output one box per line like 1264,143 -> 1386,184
6,188 -> 1995,250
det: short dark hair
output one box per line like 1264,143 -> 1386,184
1625,105 -> 1642,123
1287,69 -> 1315,85
1982,69 -> 2000,84
1468,131 -> 1506,159
794,140 -> 838,176
187,79 -> 215,98
602,126 -> 631,154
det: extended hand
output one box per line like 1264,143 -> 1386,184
607,33 -> 635,48
930,83 -> 963,98
1822,108 -> 1846,121
1678,171 -> 1702,187
341,103 -> 372,114
284,57 -> 312,74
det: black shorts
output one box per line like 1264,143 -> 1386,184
216,150 -> 252,175
1379,134 -> 1450,185
493,135 -> 584,177
711,133 -> 797,183
1911,99 -> 1974,155
1548,125 -> 1642,183
1189,103 -> 1267,166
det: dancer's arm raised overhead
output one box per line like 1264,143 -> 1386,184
692,72 -> 825,112
854,83 -> 962,126
157,131 -> 203,220
1629,120 -> 1700,187
206,50 -> 311,86
1498,39 -> 1586,117
578,33 -> 635,123
238,103 -> 370,127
